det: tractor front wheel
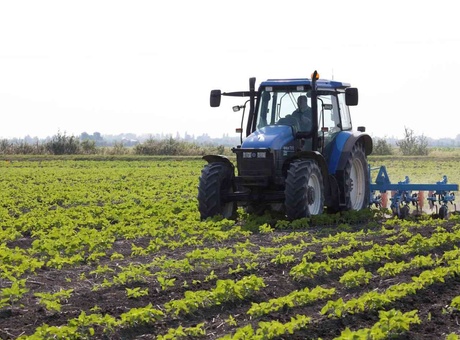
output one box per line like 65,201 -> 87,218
285,160 -> 324,220
198,162 -> 236,220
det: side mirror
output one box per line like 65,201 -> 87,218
345,87 -> 358,106
210,90 -> 221,107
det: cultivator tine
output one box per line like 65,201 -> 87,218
428,191 -> 435,210
417,191 -> 425,211
426,185 -> 457,219
370,165 -> 458,219
381,192 -> 388,209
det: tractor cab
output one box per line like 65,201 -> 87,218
253,83 -> 357,157
202,71 -> 372,221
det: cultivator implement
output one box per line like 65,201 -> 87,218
369,165 -> 458,219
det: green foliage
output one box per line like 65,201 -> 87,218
34,289 -> 74,312
19,324 -> 81,340
450,296 -> 460,310
2,157 -> 460,339
46,131 -> 81,155
248,286 -> 335,318
270,251 -> 295,265
396,127 -> 429,156
372,137 -> 393,155
157,323 -> 206,339
164,275 -> 265,316
119,303 -> 164,326
68,311 -> 118,336
109,141 -> 129,155
0,139 -> 47,155
157,276 -> 176,290
221,314 -> 310,339
259,223 -> 274,234
0,278 -> 29,308
1,133 -> 233,156
133,136 -> 227,156
336,309 -> 420,339
126,287 -> 149,299
112,263 -> 152,285
80,140 -> 97,154
339,267 -> 373,288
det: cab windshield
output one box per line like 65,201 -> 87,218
256,90 -> 312,132
256,89 -> 344,135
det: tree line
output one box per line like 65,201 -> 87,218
0,132 -> 229,156
0,127 -> 435,156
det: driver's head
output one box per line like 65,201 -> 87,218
297,95 -> 309,113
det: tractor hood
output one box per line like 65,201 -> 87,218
241,125 -> 294,150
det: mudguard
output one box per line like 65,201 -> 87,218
202,155 -> 234,170
328,131 -> 373,174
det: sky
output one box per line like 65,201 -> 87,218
1,0 -> 459,140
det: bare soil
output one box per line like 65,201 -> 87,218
2,219 -> 460,339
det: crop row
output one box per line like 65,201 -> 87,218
1,158 -> 460,339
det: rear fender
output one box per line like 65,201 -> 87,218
330,132 -> 373,174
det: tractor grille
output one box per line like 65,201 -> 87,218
233,148 -> 274,183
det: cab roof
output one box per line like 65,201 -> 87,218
259,78 -> 351,89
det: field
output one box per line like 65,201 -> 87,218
1,155 -> 460,339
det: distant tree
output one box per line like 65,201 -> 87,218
372,138 -> 392,155
396,127 -> 429,156
93,132 -> 103,141
81,140 -> 97,154
109,141 -> 128,155
0,139 -> 12,154
80,132 -> 91,141
133,137 -> 228,156
46,131 -> 80,155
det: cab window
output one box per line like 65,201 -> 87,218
338,93 -> 352,130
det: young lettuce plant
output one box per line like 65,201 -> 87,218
339,267 -> 373,288
0,278 -> 29,309
126,287 -> 149,299
34,288 -> 74,313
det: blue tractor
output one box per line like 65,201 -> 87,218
198,71 -> 373,220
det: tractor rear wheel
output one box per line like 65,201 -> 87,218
198,162 -> 236,220
285,160 -> 324,220
342,143 -> 370,210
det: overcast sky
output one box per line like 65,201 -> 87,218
1,0 -> 459,140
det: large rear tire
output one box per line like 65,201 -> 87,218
285,160 -> 324,220
342,143 -> 370,210
198,162 -> 237,220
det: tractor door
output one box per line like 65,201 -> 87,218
316,93 -> 342,154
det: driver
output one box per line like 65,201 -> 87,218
292,95 -> 312,131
